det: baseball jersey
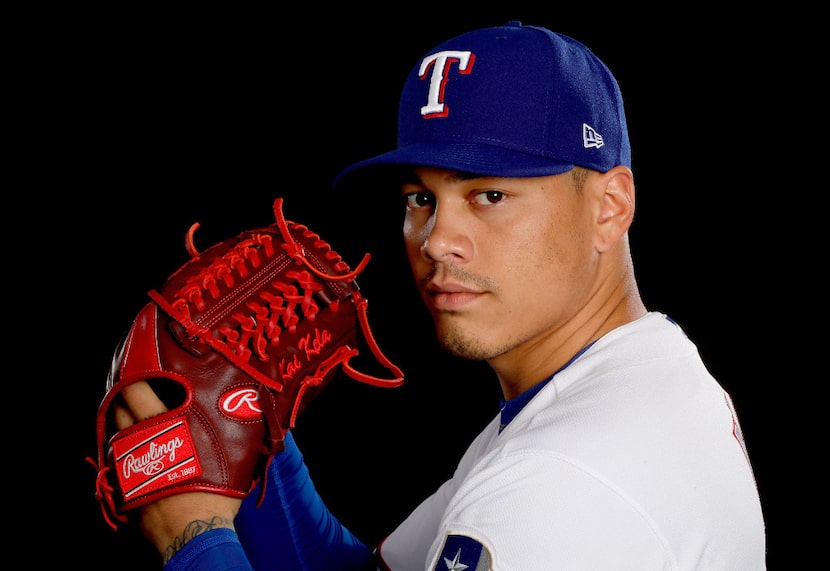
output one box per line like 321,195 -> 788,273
377,312 -> 766,570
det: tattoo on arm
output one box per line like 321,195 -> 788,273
161,516 -> 230,564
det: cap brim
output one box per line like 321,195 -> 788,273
334,141 -> 574,189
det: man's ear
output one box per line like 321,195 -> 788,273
594,166 -> 635,252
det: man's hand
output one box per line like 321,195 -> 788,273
116,381 -> 243,563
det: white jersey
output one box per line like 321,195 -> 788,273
377,312 -> 766,570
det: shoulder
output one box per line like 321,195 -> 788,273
433,452 -> 673,568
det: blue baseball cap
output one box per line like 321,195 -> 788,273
334,21 -> 630,187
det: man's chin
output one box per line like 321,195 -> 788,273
436,325 -> 491,361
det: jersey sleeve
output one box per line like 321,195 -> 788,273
376,478 -> 456,570
426,452 -> 674,570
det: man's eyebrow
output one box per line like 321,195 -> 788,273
453,170 -> 483,181
401,169 -> 484,185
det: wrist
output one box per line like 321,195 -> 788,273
138,492 -> 241,561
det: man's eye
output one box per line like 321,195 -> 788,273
473,190 -> 505,205
403,192 -> 434,209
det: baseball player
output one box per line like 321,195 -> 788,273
113,21 -> 767,569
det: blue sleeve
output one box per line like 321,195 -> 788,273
163,528 -> 252,571
234,431 -> 376,571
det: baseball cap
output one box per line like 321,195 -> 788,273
334,21 -> 630,188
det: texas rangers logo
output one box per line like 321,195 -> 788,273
418,50 -> 475,118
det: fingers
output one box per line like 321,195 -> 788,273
113,401 -> 137,430
114,380 -> 170,430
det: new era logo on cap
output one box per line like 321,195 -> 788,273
335,21 -> 630,187
583,123 -> 605,149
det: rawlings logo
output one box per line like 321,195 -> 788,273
112,418 -> 203,501
280,328 -> 332,380
221,387 -> 262,420
122,436 -> 184,478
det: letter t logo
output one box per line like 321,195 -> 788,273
418,50 -> 475,118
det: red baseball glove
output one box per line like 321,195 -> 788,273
88,197 -> 404,530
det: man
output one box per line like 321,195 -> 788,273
117,21 -> 767,569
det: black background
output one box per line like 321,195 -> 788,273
24,6 -> 802,569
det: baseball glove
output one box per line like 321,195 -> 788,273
88,197 -> 404,531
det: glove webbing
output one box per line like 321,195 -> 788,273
149,198 -> 404,393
